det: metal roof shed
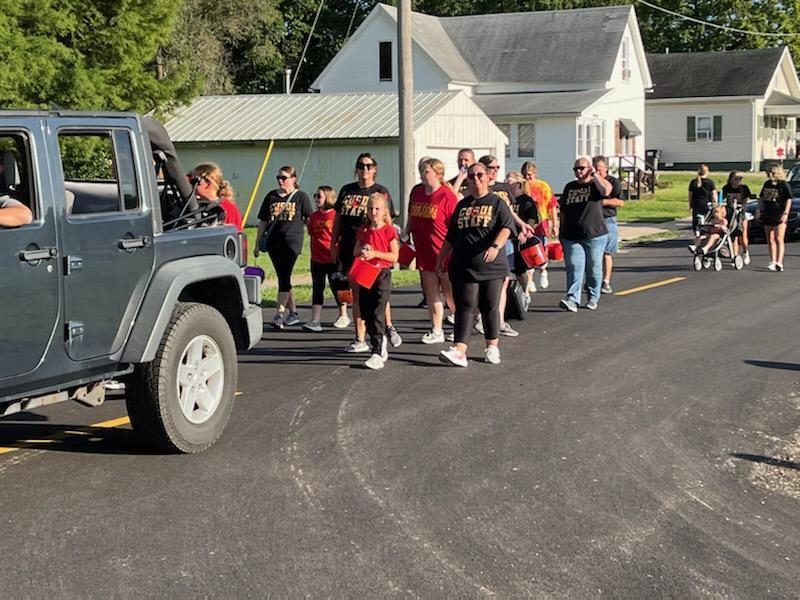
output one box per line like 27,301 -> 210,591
163,91 -> 506,223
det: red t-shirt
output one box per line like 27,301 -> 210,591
356,223 -> 397,269
408,184 -> 458,271
219,199 -> 243,231
307,209 -> 336,264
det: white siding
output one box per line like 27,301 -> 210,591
313,10 -> 449,93
176,141 -> 399,226
645,101 -> 754,165
582,86 -> 646,161
414,92 -> 507,178
532,118 -> 579,194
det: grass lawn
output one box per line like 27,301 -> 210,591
617,170 -> 763,223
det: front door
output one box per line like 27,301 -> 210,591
54,122 -> 155,361
0,127 -> 60,381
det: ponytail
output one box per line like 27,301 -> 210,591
219,179 -> 234,200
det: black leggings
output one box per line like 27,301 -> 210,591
268,247 -> 299,293
359,269 -> 392,354
311,261 -> 342,306
451,274 -> 503,343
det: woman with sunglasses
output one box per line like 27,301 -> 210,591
254,165 -> 313,328
332,153 -> 400,353
558,157 -> 613,312
756,163 -> 792,271
191,163 -> 242,231
437,162 -> 516,367
721,171 -> 752,265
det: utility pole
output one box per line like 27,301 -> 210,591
397,0 -> 414,227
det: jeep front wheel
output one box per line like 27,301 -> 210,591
126,302 -> 237,453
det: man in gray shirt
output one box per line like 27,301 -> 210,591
0,197 -> 33,227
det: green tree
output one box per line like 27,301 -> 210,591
0,0 -> 196,112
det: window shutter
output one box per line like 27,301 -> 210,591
713,115 -> 722,141
687,116 -> 696,142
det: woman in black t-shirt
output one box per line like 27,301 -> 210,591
254,165 -> 312,328
436,162 -> 515,368
721,170 -> 752,265
756,164 -> 792,271
688,164 -> 716,236
331,153 -> 399,353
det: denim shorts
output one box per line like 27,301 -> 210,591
604,217 -> 618,254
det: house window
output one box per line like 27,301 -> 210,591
577,119 -> 604,157
379,41 -> 392,81
621,39 -> 630,81
592,122 -> 604,157
498,123 -> 511,158
687,115 -> 722,142
518,123 -> 535,157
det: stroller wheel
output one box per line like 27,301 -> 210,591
703,257 -> 712,269
713,257 -> 723,271
693,255 -> 703,271
734,254 -> 744,270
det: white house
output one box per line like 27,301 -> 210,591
162,91 -> 507,224
646,46 -> 800,171
311,3 -> 653,192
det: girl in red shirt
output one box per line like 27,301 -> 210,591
408,158 -> 457,344
354,193 -> 399,370
304,186 -> 350,332
191,163 -> 242,232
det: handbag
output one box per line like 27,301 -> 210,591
504,279 -> 530,321
259,190 -> 297,252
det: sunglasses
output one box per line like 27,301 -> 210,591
356,162 -> 375,170
467,172 -> 487,180
573,166 -> 589,172
313,192 -> 323,199
276,174 -> 292,181
487,165 -> 500,170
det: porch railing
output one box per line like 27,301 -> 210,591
608,155 -> 656,200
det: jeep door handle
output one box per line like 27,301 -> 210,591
117,236 -> 151,250
19,247 -> 58,262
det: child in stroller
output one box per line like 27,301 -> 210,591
689,204 -> 746,271
689,204 -> 727,256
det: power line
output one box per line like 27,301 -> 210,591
291,0 -> 326,92
637,0 -> 800,38
344,1 -> 360,43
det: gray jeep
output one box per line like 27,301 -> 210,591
0,110 -> 262,453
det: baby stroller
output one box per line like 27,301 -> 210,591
691,201 -> 745,272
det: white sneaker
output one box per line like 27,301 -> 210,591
439,346 -> 468,367
386,325 -> 402,348
539,270 -> 549,289
586,300 -> 598,310
346,339 -> 369,353
105,379 -> 125,391
484,346 -> 501,364
445,313 -> 455,326
768,261 -> 777,272
285,312 -> 302,326
365,353 -> 385,370
302,320 -> 322,332
499,322 -> 519,337
473,314 -> 484,335
743,250 -> 751,266
776,262 -> 784,272
446,332 -> 455,342
332,314 -> 351,329
527,279 -> 537,293
421,329 -> 445,344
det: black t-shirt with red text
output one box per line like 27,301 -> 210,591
334,182 -> 395,254
257,189 -> 313,253
445,192 -> 515,281
559,180 -> 608,241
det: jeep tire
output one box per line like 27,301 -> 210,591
126,302 -> 237,453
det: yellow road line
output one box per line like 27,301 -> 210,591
91,416 -> 130,429
0,447 -> 18,455
614,276 -> 686,297
235,391 -> 244,397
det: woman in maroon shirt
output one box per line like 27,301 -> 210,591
408,158 -> 457,344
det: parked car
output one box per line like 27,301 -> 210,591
0,111 -> 262,453
745,192 -> 800,241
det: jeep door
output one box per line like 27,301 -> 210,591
0,125 -> 60,382
54,120 -> 155,361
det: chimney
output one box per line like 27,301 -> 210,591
285,68 -> 292,94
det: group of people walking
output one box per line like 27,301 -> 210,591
689,163 -> 793,271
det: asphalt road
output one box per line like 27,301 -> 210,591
1,235 -> 799,597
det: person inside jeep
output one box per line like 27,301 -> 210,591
0,196 -> 32,227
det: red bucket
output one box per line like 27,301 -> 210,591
348,257 -> 381,289
398,243 -> 416,267
520,242 -> 548,268
546,241 -> 564,261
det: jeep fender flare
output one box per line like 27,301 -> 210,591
118,256 -> 249,364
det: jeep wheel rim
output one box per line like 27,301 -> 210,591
176,335 -> 224,425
